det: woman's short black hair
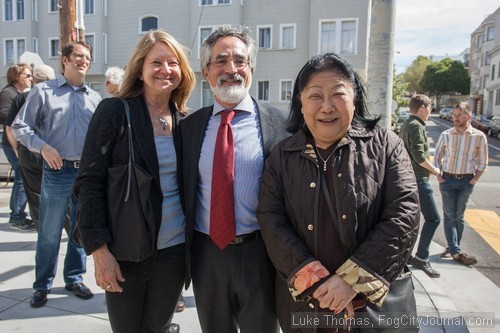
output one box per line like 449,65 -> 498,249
286,53 -> 379,133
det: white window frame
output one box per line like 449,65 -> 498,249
318,18 -> 358,55
31,0 -> 37,21
48,0 -> 58,13
279,23 -> 296,49
257,80 -> 270,102
48,37 -> 59,59
4,0 -> 25,21
279,79 -> 293,103
139,15 -> 159,34
486,26 -> 494,41
3,37 -> 26,65
198,26 -> 214,59
102,33 -> 107,64
257,25 -> 272,50
84,0 -> 94,15
3,39 -> 14,65
102,0 -> 107,16
85,33 -> 95,62
200,0 -> 231,6
32,37 -> 38,53
201,80 -> 214,107
89,82 -> 101,94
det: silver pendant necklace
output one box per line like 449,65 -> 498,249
317,149 -> 335,172
157,116 -> 169,131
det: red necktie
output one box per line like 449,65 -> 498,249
210,110 -> 237,250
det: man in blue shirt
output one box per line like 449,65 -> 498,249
12,41 -> 101,308
180,26 -> 288,332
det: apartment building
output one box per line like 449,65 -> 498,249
469,6 -> 500,117
2,0 -> 376,111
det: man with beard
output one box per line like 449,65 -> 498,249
434,102 -> 488,266
179,26 -> 288,332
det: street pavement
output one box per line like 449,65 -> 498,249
0,179 -> 499,333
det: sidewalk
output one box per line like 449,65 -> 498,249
0,183 -> 498,332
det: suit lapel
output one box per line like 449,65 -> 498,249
255,100 -> 276,158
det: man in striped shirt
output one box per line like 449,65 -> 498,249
434,102 -> 488,266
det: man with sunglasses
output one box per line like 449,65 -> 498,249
434,102 -> 488,266
12,41 -> 101,308
180,26 -> 288,332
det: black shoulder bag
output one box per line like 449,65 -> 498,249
321,173 -> 419,332
106,99 -> 156,262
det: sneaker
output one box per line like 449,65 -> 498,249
440,247 -> 451,258
167,323 -> 180,333
10,219 -> 36,232
452,253 -> 478,266
409,255 -> 440,278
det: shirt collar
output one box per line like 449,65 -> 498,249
212,93 -> 254,115
56,73 -> 90,94
451,123 -> 473,135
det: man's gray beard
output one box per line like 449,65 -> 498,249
211,83 -> 249,105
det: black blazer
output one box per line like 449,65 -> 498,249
179,98 -> 289,286
74,96 -> 183,255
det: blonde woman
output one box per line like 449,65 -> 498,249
75,30 -> 195,333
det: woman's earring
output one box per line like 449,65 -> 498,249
301,108 -> 304,114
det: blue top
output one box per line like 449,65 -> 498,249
155,135 -> 185,249
12,74 -> 101,160
196,93 -> 264,236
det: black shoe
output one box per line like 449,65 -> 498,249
10,219 -> 36,232
409,255 -> 440,278
65,283 -> 94,299
167,323 -> 180,333
30,290 -> 49,308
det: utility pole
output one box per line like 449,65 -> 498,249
59,0 -> 76,49
367,0 -> 396,129
58,0 -> 85,71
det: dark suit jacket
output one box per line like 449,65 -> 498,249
74,96 -> 183,256
179,98 -> 289,286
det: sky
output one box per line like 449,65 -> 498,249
394,0 -> 500,74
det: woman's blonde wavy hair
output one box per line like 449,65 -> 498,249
118,30 -> 195,115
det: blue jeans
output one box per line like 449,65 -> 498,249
2,145 -> 28,223
439,175 -> 474,256
33,164 -> 86,291
415,179 -> 441,261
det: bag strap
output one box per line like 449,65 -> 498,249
121,99 -> 134,202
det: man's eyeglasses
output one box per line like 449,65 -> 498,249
71,52 -> 92,62
208,58 -> 248,69
452,112 -> 468,117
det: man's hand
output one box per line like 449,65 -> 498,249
40,144 -> 63,169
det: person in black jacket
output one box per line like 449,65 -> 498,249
257,53 -> 420,332
74,30 -> 195,333
6,64 -> 56,232
0,63 -> 32,229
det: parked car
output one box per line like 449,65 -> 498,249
439,107 -> 453,120
392,107 -> 410,134
470,114 -> 490,134
488,115 -> 500,139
